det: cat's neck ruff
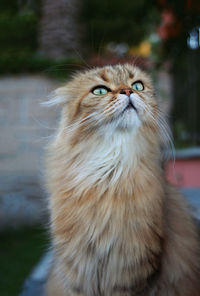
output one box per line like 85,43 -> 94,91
62,126 -> 158,194
78,131 -> 137,181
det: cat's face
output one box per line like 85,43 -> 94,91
50,64 -> 157,135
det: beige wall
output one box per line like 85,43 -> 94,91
0,75 -> 59,228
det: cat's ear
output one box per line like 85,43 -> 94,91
42,86 -> 69,107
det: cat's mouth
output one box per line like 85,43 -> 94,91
122,101 -> 137,114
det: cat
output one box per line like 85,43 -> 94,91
45,64 -> 200,296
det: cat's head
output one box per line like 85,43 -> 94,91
47,64 -> 159,138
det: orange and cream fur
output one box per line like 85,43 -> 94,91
45,64 -> 200,296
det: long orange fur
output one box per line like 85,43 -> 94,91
45,64 -> 200,296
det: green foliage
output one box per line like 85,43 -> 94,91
0,53 -> 83,80
0,2 -> 82,78
0,0 -> 18,14
0,12 -> 37,54
0,0 -> 39,64
0,226 -> 48,296
81,0 -> 159,50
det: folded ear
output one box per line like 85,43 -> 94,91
42,86 -> 69,107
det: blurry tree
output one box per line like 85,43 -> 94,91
0,0 -> 38,56
81,0 -> 159,52
0,0 -> 83,76
39,0 -> 81,59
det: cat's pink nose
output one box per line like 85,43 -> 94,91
120,88 -> 133,97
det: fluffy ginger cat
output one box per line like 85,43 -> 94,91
45,64 -> 200,296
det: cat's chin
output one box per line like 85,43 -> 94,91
111,108 -> 141,131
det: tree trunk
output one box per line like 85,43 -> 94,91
39,0 -> 81,59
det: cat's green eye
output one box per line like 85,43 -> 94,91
132,81 -> 144,91
92,87 -> 108,96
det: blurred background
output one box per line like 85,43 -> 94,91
0,0 -> 200,295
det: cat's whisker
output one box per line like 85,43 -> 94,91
85,100 -> 121,126
64,111 -> 104,135
131,97 -> 173,155
64,114 -> 94,134
140,103 -> 175,160
102,99 -> 126,116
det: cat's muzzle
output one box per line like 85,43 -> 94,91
123,100 -> 137,114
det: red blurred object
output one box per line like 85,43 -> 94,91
186,0 -> 200,10
166,159 -> 200,187
156,0 -> 200,40
157,0 -> 200,11
157,9 -> 181,40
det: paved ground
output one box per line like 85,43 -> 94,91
182,188 -> 200,220
20,252 -> 52,296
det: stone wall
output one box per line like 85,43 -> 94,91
0,75 -> 59,229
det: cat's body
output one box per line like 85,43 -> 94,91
45,64 -> 200,296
